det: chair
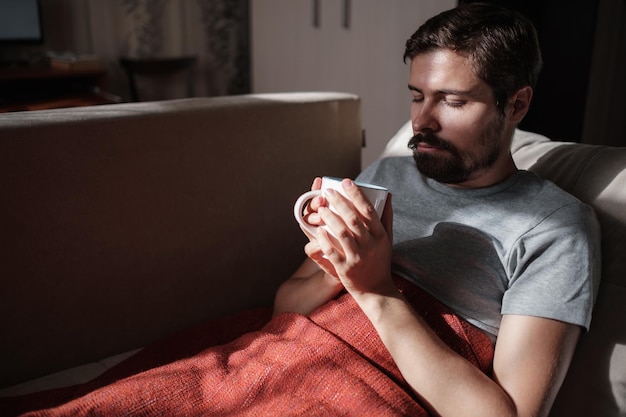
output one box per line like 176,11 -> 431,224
119,55 -> 198,102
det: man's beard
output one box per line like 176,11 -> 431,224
408,117 -> 505,184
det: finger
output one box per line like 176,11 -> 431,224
303,194 -> 328,228
314,207 -> 348,250
309,227 -> 345,279
341,179 -> 388,238
317,199 -> 363,247
308,195 -> 327,213
341,179 -> 379,221
305,177 -> 327,221
304,240 -> 339,278
314,222 -> 345,262
302,205 -> 345,255
311,177 -> 322,191
318,203 -> 372,266
322,185 -> 375,243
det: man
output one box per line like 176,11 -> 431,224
274,3 -> 600,417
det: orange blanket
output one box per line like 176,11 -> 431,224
2,278 -> 494,416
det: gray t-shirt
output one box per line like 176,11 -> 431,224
357,156 -> 601,340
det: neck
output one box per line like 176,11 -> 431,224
446,153 -> 518,189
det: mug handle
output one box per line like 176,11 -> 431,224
293,189 -> 323,235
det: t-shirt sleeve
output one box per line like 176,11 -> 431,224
502,201 -> 601,331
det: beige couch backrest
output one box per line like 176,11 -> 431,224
383,122 -> 626,417
511,130 -> 626,417
0,93 -> 362,388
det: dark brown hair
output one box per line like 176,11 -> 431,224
404,3 -> 543,113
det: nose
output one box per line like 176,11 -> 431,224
411,101 -> 440,133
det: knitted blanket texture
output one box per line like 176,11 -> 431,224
2,278 -> 494,416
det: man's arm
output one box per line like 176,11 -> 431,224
354,286 -> 581,417
492,314 -> 581,416
273,258 -> 343,316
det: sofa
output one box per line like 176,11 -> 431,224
0,92 -> 363,392
0,93 -> 624,416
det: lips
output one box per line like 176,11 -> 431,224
415,142 -> 444,153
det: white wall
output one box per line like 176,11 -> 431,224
251,0 -> 456,168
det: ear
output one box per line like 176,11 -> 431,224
507,86 -> 533,124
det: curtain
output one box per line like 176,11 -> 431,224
79,0 -> 250,101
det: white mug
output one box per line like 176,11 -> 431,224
293,176 -> 388,236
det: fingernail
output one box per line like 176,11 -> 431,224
343,179 -> 354,187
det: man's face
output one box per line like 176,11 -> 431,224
408,49 -> 509,186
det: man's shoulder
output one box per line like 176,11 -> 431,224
513,171 -> 598,230
516,170 -> 585,207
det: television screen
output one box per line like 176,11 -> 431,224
0,0 -> 43,45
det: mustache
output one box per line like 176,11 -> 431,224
408,132 -> 455,153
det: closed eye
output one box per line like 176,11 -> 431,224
444,99 -> 465,108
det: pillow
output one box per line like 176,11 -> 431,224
380,120 -> 413,159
